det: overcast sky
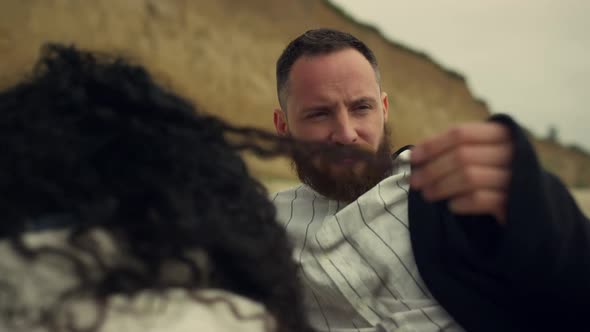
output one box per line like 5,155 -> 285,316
331,0 -> 590,150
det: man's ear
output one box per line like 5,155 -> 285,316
273,108 -> 289,136
381,91 -> 389,122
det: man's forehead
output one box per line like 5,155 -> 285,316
291,49 -> 373,75
287,56 -> 379,105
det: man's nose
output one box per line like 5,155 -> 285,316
329,112 -> 358,145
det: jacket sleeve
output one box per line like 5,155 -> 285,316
409,114 -> 590,332
486,114 -> 590,319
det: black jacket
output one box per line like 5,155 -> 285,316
409,115 -> 590,332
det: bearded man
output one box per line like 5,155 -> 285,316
271,28 -> 589,332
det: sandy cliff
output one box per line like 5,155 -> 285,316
1,0 -> 588,186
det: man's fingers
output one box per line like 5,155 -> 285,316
448,190 -> 507,224
410,143 -> 513,189
411,123 -> 511,165
420,166 -> 511,202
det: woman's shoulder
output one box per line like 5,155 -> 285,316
100,289 -> 275,332
0,230 -> 276,332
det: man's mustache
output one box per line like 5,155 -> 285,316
297,141 -> 374,160
217,121 -> 398,168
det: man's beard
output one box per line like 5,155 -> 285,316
291,128 -> 394,202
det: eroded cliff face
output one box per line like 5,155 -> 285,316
1,0 -> 587,185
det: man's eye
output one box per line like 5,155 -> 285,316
306,112 -> 327,119
355,105 -> 371,111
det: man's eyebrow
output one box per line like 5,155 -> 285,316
349,97 -> 377,106
301,104 -> 334,113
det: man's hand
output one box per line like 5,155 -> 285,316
409,122 -> 514,225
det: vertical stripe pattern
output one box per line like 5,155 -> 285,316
272,151 -> 464,332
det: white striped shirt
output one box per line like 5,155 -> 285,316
272,151 -> 464,332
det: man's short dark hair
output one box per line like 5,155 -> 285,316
276,28 -> 380,109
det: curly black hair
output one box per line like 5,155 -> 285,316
0,44 -> 314,332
